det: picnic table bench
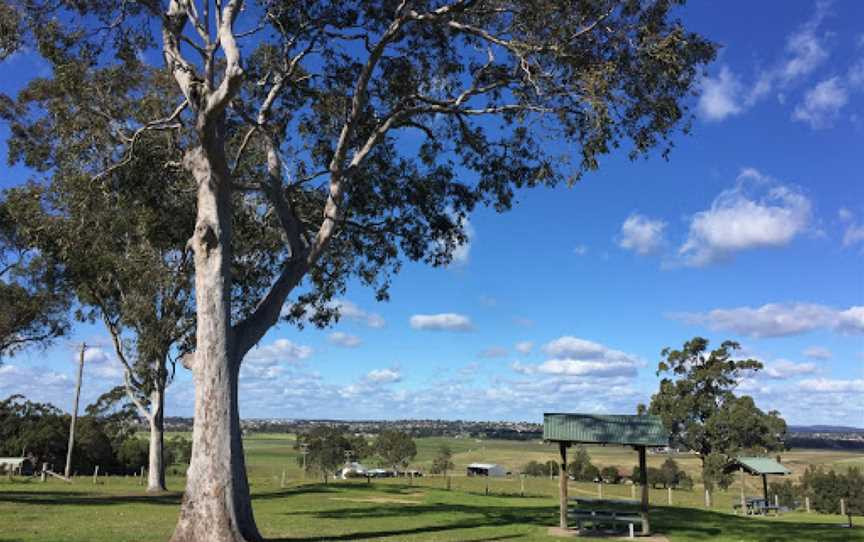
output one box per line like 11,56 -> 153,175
733,498 -> 780,516
568,509 -> 644,537
569,496 -> 646,537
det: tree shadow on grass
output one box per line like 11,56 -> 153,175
269,495 -> 860,542
0,490 -> 182,507
269,501 -> 558,541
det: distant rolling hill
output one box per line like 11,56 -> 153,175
789,425 -> 864,433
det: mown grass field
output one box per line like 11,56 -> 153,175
1,433 -> 862,542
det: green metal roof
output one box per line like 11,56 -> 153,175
728,457 -> 791,475
543,413 -> 669,447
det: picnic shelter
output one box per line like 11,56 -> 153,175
725,456 -> 791,512
543,413 -> 670,536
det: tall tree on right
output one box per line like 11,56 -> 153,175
649,337 -> 787,489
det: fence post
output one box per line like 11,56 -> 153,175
667,487 -> 672,505
774,494 -> 779,508
598,482 -> 603,498
280,468 -> 286,489
705,488 -> 711,508
805,496 -> 810,513
631,484 -> 636,499
92,465 -> 99,485
840,498 -> 846,517
41,463 -> 48,483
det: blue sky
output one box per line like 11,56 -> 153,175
1,1 -> 862,426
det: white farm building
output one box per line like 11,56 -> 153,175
466,463 -> 506,477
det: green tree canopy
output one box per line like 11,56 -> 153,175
0,203 -> 69,360
374,430 -> 417,472
431,444 -> 455,475
649,337 -> 786,486
295,426 -> 355,483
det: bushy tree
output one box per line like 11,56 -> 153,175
295,426 -> 354,483
600,465 -> 621,484
769,479 -> 799,509
0,394 -> 68,469
700,452 -> 733,491
4,1 -> 715,538
374,430 -> 417,472
567,446 -> 597,481
521,460 -> 548,477
649,338 -> 786,487
431,444 -> 454,475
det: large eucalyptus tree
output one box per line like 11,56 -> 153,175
4,1 -> 715,540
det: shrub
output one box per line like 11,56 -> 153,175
600,466 -> 621,484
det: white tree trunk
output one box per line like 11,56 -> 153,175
146,387 -> 166,492
170,140 -> 260,542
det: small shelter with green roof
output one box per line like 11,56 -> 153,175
543,413 -> 669,535
725,456 -> 791,508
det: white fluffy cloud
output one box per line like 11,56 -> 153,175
80,347 -> 124,380
780,14 -> 829,82
450,217 -> 474,267
792,77 -> 849,129
839,208 -> 864,248
672,302 -> 864,338
409,313 -> 474,332
679,169 -> 811,266
762,359 -> 818,379
246,339 -> 313,366
618,213 -> 667,255
328,332 -> 362,348
696,4 -> 831,123
798,378 -> 864,393
332,299 -> 386,328
698,66 -> 744,121
365,368 -> 401,384
520,359 -> 637,378
513,336 -> 641,379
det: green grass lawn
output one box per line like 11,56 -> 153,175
1,434 -> 862,541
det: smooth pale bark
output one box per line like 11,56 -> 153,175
170,131 -> 260,542
146,387 -> 166,492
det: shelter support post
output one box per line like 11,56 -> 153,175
740,467 -> 746,513
762,474 -> 768,503
638,445 -> 650,535
559,442 -> 568,530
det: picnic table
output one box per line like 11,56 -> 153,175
733,497 -> 780,516
569,496 -> 645,537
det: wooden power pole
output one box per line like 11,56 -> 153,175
64,343 -> 86,479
